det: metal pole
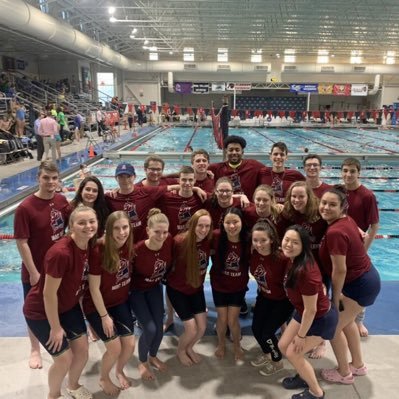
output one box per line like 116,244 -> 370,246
307,92 -> 310,111
233,88 -> 236,109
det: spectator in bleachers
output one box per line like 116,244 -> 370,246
33,111 -> 44,161
56,106 -> 66,142
15,103 -> 26,138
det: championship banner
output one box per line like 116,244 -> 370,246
211,82 -> 226,92
333,84 -> 351,96
351,84 -> 368,96
289,84 -> 318,93
174,82 -> 192,94
318,83 -> 333,94
227,83 -> 252,91
192,83 -> 209,94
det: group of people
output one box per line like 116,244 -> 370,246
15,134 -> 381,399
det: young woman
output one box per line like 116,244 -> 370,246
23,206 -> 98,399
243,184 -> 281,230
249,221 -> 294,376
70,176 -> 110,238
167,209 -> 213,366
83,211 -> 135,396
210,207 -> 249,361
278,225 -> 338,399
130,208 -> 173,380
319,186 -> 381,384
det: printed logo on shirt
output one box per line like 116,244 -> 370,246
301,222 -> 318,249
198,249 -> 208,275
145,258 -> 167,283
253,264 -> 271,294
123,202 -> 141,227
230,173 -> 242,193
50,208 -> 65,241
113,257 -> 131,290
76,255 -> 89,297
178,203 -> 192,229
271,175 -> 283,199
225,250 -> 240,271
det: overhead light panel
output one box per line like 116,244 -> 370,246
108,6 -> 115,14
317,49 -> 329,64
183,47 -> 195,62
284,49 -> 296,63
132,28 -> 137,34
149,52 -> 159,61
385,51 -> 395,64
350,50 -> 362,64
218,48 -> 228,62
109,16 -> 116,23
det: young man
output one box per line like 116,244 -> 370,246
161,166 -> 205,237
259,142 -> 305,203
208,135 -> 264,199
14,161 -> 70,369
303,153 -> 332,198
135,155 -> 177,187
341,157 -> 380,337
191,149 -> 215,193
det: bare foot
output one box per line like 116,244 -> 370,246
308,341 -> 327,359
187,348 -> 202,364
116,371 -> 131,389
29,350 -> 42,369
357,322 -> 369,337
177,350 -> 193,366
234,346 -> 244,361
215,345 -> 225,359
149,356 -> 167,372
138,362 -> 155,381
99,377 -> 120,396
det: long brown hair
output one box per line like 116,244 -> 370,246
181,209 -> 213,288
103,211 -> 134,273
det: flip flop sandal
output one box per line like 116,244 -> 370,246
66,385 -> 93,399
321,368 -> 354,384
282,374 -> 309,389
291,388 -> 325,399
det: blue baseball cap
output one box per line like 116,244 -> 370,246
115,163 -> 136,176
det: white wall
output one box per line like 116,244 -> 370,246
124,81 -> 160,106
379,86 -> 399,107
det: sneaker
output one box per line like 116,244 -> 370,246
250,353 -> 270,367
282,374 -> 309,390
349,363 -> 368,376
259,361 -> 284,376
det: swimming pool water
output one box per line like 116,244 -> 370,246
1,127 -> 398,282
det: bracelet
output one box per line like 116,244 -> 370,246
100,313 -> 108,318
297,333 -> 306,339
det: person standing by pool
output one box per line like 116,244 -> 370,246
318,186 -> 380,385
23,206 -> 98,399
14,161 -> 70,370
303,154 -> 331,198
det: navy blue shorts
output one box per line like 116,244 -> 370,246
166,286 -> 206,321
25,304 -> 87,356
212,288 -> 246,308
86,302 -> 134,342
293,304 -> 338,340
343,265 -> 381,307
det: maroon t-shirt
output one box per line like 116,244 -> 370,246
250,251 -> 289,300
161,192 -> 203,236
205,196 -> 242,229
14,193 -> 70,283
131,235 -> 173,291
135,177 -> 177,188
259,167 -> 305,204
167,234 -> 211,295
284,259 -> 330,318
105,186 -> 167,242
319,216 -> 371,283
23,236 -> 90,320
208,159 -> 264,199
195,176 -> 215,193
346,185 -> 379,232
312,182 -> 332,199
242,204 -> 277,230
210,231 -> 249,293
82,243 -> 132,314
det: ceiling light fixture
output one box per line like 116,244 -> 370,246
108,6 -> 115,14
109,16 -> 116,23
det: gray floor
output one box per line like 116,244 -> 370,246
1,335 -> 398,398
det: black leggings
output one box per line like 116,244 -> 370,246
252,295 -> 293,362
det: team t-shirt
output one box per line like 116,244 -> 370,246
318,216 -> 371,283
195,176 -> 215,193
14,193 -> 70,283
23,236 -> 90,320
204,196 -> 242,229
312,182 -> 332,199
242,205 -> 278,230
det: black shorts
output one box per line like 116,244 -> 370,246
86,302 -> 134,342
166,286 -> 206,321
212,288 -> 246,308
293,304 -> 338,340
343,265 -> 381,307
25,304 -> 87,357
22,282 -> 32,299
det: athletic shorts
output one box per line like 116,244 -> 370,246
343,264 -> 381,307
166,286 -> 206,321
86,302 -> 134,342
22,282 -> 32,299
212,288 -> 246,308
293,304 -> 338,340
25,304 -> 87,357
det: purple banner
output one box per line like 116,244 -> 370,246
175,82 -> 192,94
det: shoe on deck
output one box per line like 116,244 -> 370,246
251,353 -> 270,367
350,363 -> 368,376
259,361 -> 284,376
282,374 -> 309,390
321,368 -> 354,384
291,388 -> 325,399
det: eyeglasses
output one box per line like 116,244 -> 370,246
147,168 -> 163,172
304,163 -> 320,168
216,189 -> 233,195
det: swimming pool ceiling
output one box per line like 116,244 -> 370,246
22,0 -> 399,64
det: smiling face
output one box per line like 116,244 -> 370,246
254,189 -> 272,216
116,173 -> 135,192
223,213 -> 242,240
319,192 -> 344,224
195,215 -> 212,242
270,147 -> 287,171
37,170 -> 59,197
226,143 -> 243,165
281,229 -> 302,260
341,164 -> 360,189
290,186 -> 308,214
112,217 -> 131,248
147,222 -> 169,245
179,173 -> 195,195
252,230 -> 273,256
81,181 -> 99,206
304,158 -> 321,179
215,181 -> 233,207
70,210 -> 98,242
145,160 -> 164,185
192,154 -> 209,175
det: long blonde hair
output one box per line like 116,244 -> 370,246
181,209 -> 213,288
103,211 -> 134,273
68,206 -> 97,247
253,184 -> 280,222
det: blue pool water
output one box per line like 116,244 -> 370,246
1,127 -> 398,282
